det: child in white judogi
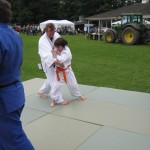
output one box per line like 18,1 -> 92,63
50,38 -> 85,107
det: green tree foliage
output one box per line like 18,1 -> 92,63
8,0 -> 143,24
58,0 -> 78,21
10,0 -> 60,24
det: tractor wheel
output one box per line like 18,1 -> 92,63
105,30 -> 116,43
146,30 -> 150,40
140,30 -> 150,43
122,27 -> 139,45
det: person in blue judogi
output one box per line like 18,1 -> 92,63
0,0 -> 35,149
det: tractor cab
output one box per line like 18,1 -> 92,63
121,13 -> 143,26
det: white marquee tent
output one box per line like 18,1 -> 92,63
40,20 -> 75,32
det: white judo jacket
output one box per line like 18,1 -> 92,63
38,32 -> 60,72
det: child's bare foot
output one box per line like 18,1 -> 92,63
38,92 -> 48,99
60,100 -> 70,105
79,96 -> 86,100
50,100 -> 55,107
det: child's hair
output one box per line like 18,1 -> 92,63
54,38 -> 68,47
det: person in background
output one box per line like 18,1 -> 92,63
50,38 -> 85,107
0,0 -> 35,149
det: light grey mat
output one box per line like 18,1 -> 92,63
25,94 -> 59,113
21,107 -> 46,126
53,99 -> 150,135
86,87 -> 150,109
59,84 -> 98,101
76,127 -> 150,150
23,78 -> 98,100
24,114 -> 101,150
23,78 -> 45,97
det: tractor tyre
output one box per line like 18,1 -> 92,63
140,30 -> 150,43
145,30 -> 150,43
122,27 -> 139,45
105,30 -> 116,43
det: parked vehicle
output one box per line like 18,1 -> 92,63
105,13 -> 150,45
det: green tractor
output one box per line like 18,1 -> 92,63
105,13 -> 150,45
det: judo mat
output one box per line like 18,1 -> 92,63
22,78 -> 150,150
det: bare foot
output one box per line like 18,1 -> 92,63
50,100 -> 55,107
60,100 -> 70,105
38,92 -> 48,99
79,96 -> 86,100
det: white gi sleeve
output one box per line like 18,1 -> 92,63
38,40 -> 56,67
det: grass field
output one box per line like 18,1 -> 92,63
21,34 -> 150,93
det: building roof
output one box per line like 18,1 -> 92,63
85,3 -> 150,20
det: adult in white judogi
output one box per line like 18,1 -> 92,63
50,38 -> 84,106
38,23 -> 60,98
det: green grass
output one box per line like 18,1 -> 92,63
21,34 -> 150,93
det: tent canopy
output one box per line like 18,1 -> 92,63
40,20 -> 75,32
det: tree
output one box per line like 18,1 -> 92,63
8,0 -> 143,24
58,0 -> 78,21
10,0 -> 60,24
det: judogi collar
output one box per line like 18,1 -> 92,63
46,34 -> 54,48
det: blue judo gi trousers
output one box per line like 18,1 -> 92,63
0,106 -> 35,150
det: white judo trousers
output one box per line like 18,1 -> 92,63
51,46 -> 81,103
38,32 -> 60,96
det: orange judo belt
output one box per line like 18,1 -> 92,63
56,65 -> 70,83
